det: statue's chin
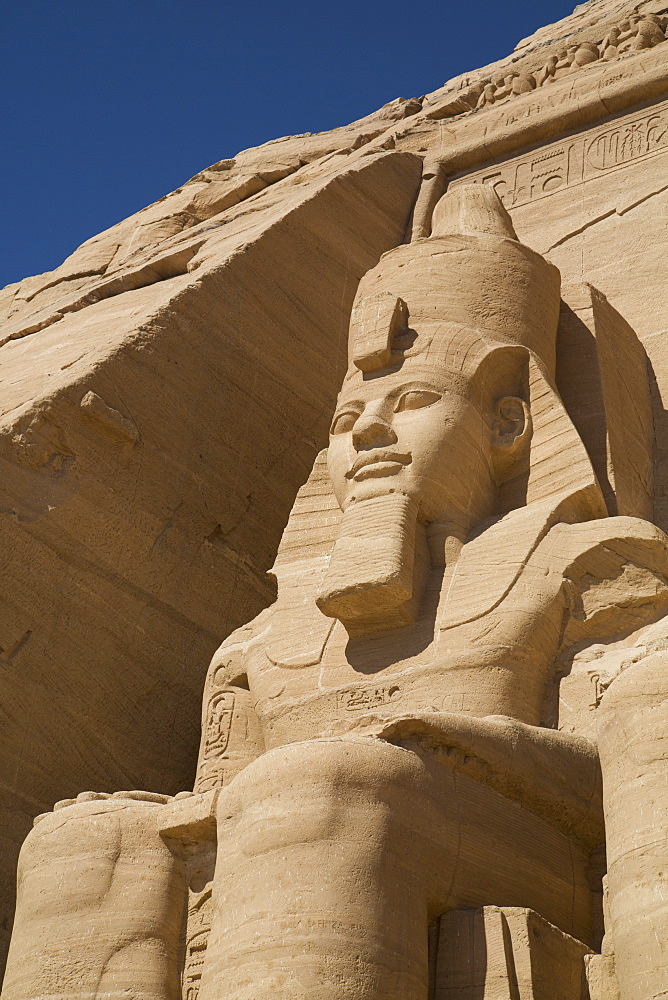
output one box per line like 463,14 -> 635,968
317,492 -> 430,635
343,472 -> 414,509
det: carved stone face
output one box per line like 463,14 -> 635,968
327,364 -> 495,528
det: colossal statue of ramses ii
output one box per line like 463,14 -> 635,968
4,185 -> 668,1000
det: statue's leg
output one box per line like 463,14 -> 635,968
199,737 -> 435,1000
598,652 -> 668,1000
199,735 -> 594,1000
2,792 -> 187,1000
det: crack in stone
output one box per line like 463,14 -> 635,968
546,184 -> 668,251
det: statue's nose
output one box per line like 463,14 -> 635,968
352,411 -> 397,450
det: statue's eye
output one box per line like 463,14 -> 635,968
330,410 -> 360,434
395,390 -> 441,412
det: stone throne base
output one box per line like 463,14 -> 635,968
432,905 -> 593,1000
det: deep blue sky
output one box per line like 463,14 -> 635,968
1,0 -> 576,288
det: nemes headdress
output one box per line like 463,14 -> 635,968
346,184 -> 562,386
264,183 -> 654,644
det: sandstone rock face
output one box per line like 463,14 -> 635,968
3,0 -> 668,995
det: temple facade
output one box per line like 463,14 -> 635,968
2,2 -> 668,997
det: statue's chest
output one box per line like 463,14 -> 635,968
246,618 -> 548,746
243,621 -> 429,745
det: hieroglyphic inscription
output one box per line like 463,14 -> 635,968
451,101 -> 668,209
196,690 -> 235,792
183,889 -> 213,1000
203,691 -> 235,756
438,692 -> 465,712
337,684 -> 401,713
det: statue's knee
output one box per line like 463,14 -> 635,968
217,738 -> 420,857
229,736 -> 417,798
5,792 -> 186,1000
15,793 -> 178,921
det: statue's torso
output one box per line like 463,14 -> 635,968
197,513 -> 668,793
245,614 -> 564,750
202,548 -> 570,765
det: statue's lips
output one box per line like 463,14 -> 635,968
347,451 -> 411,482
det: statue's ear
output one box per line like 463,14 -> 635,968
471,343 -> 606,519
472,345 -> 531,493
491,396 -> 531,478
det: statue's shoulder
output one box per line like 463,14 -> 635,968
205,605 -> 275,688
546,515 -> 668,649
555,518 -> 668,736
543,513 -> 668,564
442,502 -> 668,633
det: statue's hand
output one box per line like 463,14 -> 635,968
322,709 -> 482,741
320,710 -> 603,846
34,789 -> 173,825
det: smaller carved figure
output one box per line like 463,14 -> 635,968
475,80 -> 496,108
495,72 -> 521,101
600,26 -> 622,60
534,54 -> 558,86
616,15 -> 642,50
476,73 -> 521,108
627,14 -> 666,51
510,72 -> 536,95
553,46 -> 579,79
571,41 -> 601,67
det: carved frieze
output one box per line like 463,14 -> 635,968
449,98 -> 668,209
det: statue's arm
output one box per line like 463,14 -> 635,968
331,711 -> 603,847
195,625 -> 267,793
